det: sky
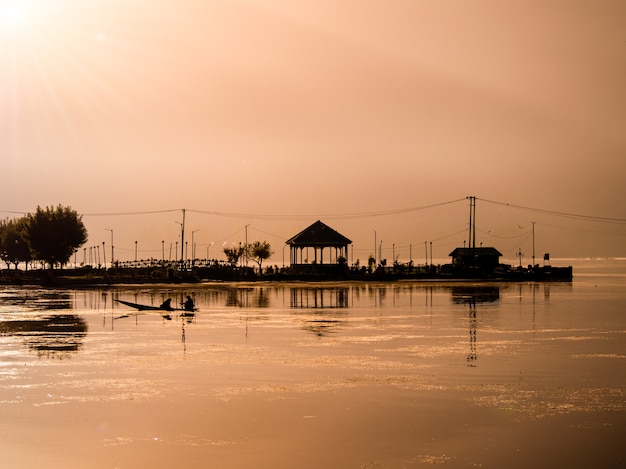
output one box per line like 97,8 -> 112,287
1,0 -> 625,264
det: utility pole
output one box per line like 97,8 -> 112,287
467,195 -> 477,267
105,228 -> 114,266
531,221 -> 535,267
180,209 -> 186,263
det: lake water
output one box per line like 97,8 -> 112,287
1,259 -> 625,468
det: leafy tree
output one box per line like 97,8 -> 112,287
247,241 -> 273,273
223,245 -> 244,266
0,217 -> 32,269
27,205 -> 88,268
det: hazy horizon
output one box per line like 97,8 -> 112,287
2,1 -> 625,261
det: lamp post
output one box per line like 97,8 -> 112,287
162,240 -> 165,262
105,228 -> 114,267
135,241 -> 138,262
191,229 -> 199,261
372,229 -> 377,266
244,224 -> 249,267
102,242 -> 106,269
175,221 -> 183,263
207,241 -> 214,260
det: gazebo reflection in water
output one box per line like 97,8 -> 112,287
290,287 -> 349,309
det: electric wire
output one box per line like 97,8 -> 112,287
478,198 -> 626,224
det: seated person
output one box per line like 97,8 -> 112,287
183,295 -> 194,311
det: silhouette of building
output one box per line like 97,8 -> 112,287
449,247 -> 502,271
286,220 -> 352,269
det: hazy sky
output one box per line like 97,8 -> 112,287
1,0 -> 625,263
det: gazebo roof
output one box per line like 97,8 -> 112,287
286,220 -> 352,247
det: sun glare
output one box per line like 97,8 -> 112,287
1,2 -> 34,32
1,1 -> 47,40
2,5 -> 23,28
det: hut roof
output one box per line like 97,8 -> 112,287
286,220 -> 352,247
448,247 -> 503,257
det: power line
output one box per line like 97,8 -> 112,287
186,198 -> 466,221
82,209 -> 182,217
4,200 -> 466,220
478,198 -> 626,224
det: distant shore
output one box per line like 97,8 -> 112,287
0,263 -> 573,287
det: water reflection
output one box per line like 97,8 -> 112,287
451,286 -> 500,304
449,286 -> 501,367
1,290 -> 72,310
290,287 -> 349,309
0,314 -> 87,358
0,283 -> 559,360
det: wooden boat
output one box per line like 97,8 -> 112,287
115,299 -> 196,313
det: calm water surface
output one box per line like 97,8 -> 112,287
1,260 -> 625,468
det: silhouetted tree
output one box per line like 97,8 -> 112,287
0,217 -> 32,269
247,241 -> 273,273
223,245 -> 244,266
27,205 -> 88,268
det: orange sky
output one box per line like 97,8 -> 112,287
1,0 -> 625,262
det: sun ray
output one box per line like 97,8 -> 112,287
1,0 -> 161,167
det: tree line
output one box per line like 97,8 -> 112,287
1,204 -> 275,272
0,205 -> 87,269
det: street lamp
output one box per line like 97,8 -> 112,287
175,221 -> 184,263
372,229 -> 377,266
191,229 -> 199,261
105,228 -> 114,267
244,224 -> 250,267
207,241 -> 214,260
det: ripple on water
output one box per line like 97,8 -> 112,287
470,385 -> 626,420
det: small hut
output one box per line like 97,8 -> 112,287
449,247 -> 502,271
286,220 -> 351,268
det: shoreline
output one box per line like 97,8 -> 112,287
0,263 -> 573,287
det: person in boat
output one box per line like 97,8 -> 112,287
183,295 -> 194,311
160,298 -> 172,309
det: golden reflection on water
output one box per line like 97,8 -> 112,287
1,280 -> 625,468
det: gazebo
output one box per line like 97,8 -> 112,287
286,220 -> 352,267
